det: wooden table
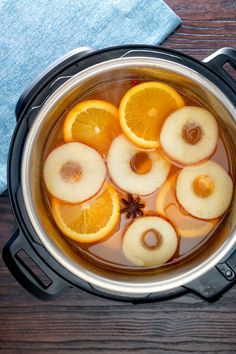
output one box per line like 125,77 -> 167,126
1,1 -> 236,352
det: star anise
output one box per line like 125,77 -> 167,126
120,194 -> 145,218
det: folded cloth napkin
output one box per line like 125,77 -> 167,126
0,0 -> 181,194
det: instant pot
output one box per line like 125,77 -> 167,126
2,45 -> 236,302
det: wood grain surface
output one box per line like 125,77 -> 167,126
1,1 -> 236,353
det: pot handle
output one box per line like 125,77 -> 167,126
183,246 -> 236,302
2,229 -> 71,300
203,47 -> 236,90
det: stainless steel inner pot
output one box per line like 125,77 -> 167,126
21,57 -> 236,296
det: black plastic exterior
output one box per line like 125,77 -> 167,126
15,47 -> 94,120
2,230 -> 71,300
3,45 -> 236,302
204,47 -> 236,93
184,245 -> 236,302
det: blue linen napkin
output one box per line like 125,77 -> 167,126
0,0 -> 181,194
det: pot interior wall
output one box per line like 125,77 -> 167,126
25,59 -> 236,290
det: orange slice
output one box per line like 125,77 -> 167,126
156,175 -> 217,238
52,184 -> 120,243
64,100 -> 120,155
119,82 -> 185,148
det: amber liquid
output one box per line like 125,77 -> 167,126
42,78 -> 235,273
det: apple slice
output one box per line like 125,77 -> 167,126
43,142 -> 106,203
107,135 -> 170,195
122,216 -> 178,267
176,161 -> 233,219
156,175 -> 218,237
160,106 -> 218,165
